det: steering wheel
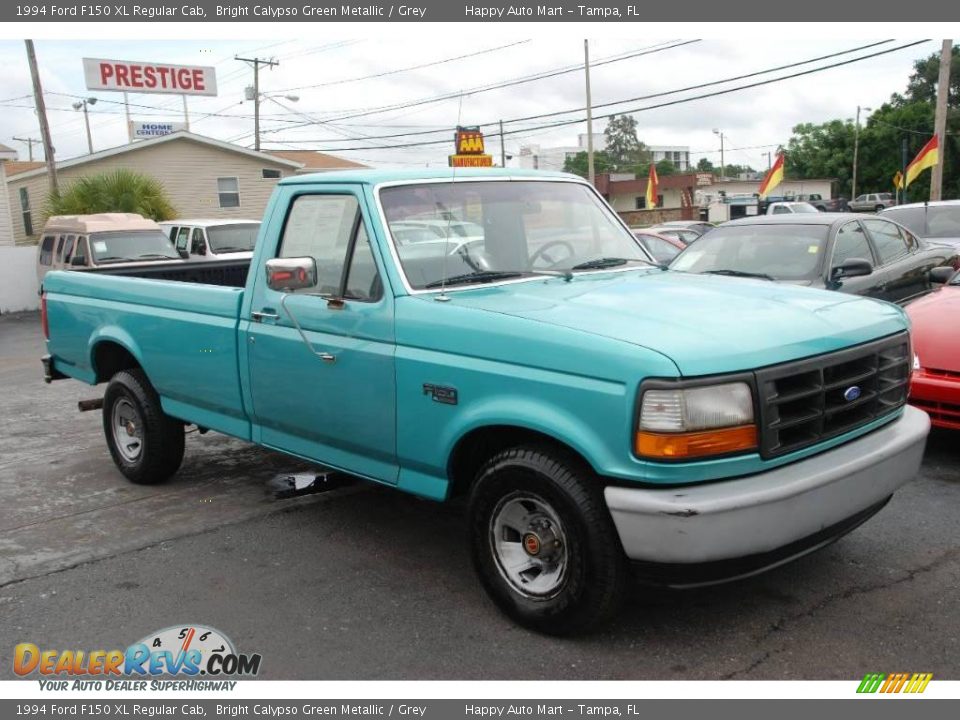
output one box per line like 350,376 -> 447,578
529,240 -> 576,268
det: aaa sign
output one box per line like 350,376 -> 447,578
83,58 -> 218,96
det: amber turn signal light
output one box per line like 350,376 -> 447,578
635,425 -> 757,459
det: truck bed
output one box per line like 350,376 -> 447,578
42,261 -> 252,440
87,258 -> 250,288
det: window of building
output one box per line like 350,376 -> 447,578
635,197 -> 646,210
19,188 -> 33,236
262,168 -> 282,179
217,177 -> 240,208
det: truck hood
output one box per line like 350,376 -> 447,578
447,269 -> 908,375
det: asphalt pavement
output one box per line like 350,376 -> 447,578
1,311 -> 958,680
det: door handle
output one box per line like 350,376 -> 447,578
251,310 -> 279,322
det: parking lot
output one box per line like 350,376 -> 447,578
1,309 -> 959,680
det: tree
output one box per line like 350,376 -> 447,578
900,44 -> 960,106
602,114 -> 651,173
696,157 -> 715,172
722,164 -> 758,178
563,150 -> 614,178
655,159 -> 678,176
784,44 -> 960,200
46,169 -> 176,221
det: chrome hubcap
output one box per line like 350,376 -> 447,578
490,493 -> 568,598
111,398 -> 143,463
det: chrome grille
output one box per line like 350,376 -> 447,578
756,333 -> 910,458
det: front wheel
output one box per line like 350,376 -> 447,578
468,446 -> 626,634
875,204 -> 885,212
103,369 -> 184,485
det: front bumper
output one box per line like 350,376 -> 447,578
604,406 -> 929,574
910,370 -> 960,430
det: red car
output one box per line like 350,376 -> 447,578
907,268 -> 960,429
633,230 -> 686,264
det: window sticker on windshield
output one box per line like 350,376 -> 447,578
93,241 -> 107,253
808,245 -> 819,254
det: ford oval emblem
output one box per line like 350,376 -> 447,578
843,386 -> 862,402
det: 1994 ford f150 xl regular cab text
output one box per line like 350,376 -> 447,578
40,169 -> 930,633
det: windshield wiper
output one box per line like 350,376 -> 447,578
135,253 -> 178,260
211,246 -> 250,253
703,269 -> 777,281
424,271 -> 524,289
95,256 -> 132,263
571,257 -> 651,271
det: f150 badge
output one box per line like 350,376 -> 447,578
423,384 -> 458,405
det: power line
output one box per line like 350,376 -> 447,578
263,40 -> 930,152
263,39 -> 698,132
273,40 -> 531,92
258,40 -> 893,146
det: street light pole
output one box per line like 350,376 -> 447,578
72,97 -> 97,154
713,129 -> 725,179
851,105 -> 871,199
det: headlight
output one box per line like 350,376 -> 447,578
636,381 -> 757,459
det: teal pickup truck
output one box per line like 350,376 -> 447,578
41,169 -> 930,633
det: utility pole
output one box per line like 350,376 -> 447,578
584,39 -> 595,186
499,119 -> 506,167
930,39 -> 953,201
12,136 -> 40,161
236,55 -> 279,151
901,136 -> 910,205
25,40 -> 57,196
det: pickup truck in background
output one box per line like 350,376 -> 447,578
41,169 -> 930,634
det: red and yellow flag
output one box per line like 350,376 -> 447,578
758,152 -> 785,199
904,135 -> 939,188
645,164 -> 659,209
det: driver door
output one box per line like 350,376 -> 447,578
245,190 -> 398,484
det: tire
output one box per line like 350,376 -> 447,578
468,446 -> 626,635
102,369 -> 184,484
875,205 -> 884,213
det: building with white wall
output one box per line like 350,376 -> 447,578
516,134 -> 690,172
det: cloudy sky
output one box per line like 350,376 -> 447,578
0,36 -> 939,170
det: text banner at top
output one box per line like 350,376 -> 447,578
5,0 -> 958,22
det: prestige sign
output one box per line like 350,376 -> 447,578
83,57 -> 218,96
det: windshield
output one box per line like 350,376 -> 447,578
789,203 -> 820,214
669,224 -> 829,281
380,180 -> 651,290
206,223 -> 260,253
89,230 -> 179,263
883,206 -> 960,239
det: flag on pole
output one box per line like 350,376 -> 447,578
904,135 -> 939,188
893,170 -> 904,190
758,152 -> 785,199
645,164 -> 659,209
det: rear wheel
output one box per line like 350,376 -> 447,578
103,369 -> 184,484
468,446 -> 626,635
875,204 -> 885,212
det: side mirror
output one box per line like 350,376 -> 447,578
177,248 -> 189,259
195,241 -> 207,256
930,266 -> 956,284
266,257 -> 317,292
70,256 -> 86,267
832,257 -> 873,279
